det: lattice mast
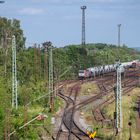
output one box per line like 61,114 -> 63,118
81,6 -> 87,46
118,24 -> 121,48
43,43 -> 48,82
43,42 -> 54,111
115,24 -> 122,130
116,61 -> 122,130
34,44 -> 37,80
48,42 -> 54,112
12,35 -> 18,109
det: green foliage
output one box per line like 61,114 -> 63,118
53,43 -> 140,80
0,17 -> 25,50
0,17 -> 140,139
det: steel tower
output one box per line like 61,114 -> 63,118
12,35 -> 18,109
47,42 -> 54,111
81,6 -> 87,46
116,61 -> 122,130
43,42 -> 48,82
118,24 -> 121,48
115,24 -> 122,131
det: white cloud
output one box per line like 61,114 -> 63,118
19,8 -> 45,15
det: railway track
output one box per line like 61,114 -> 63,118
55,68 -> 140,139
56,82 -> 90,140
93,69 -> 139,123
93,86 -> 135,122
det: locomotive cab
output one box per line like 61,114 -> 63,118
78,70 -> 85,79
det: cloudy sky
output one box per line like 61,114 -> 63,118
0,0 -> 140,48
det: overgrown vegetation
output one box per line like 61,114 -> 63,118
0,17 -> 140,139
104,88 -> 140,140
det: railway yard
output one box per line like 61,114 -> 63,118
1,1 -> 140,140
50,67 -> 140,140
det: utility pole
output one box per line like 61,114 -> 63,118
81,6 -> 87,46
12,35 -> 18,109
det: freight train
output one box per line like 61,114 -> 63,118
78,60 -> 139,79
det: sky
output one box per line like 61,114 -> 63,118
0,0 -> 140,48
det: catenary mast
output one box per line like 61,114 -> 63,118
115,24 -> 122,131
12,35 -> 18,109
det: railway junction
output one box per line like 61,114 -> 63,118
1,1 -> 140,140
50,66 -> 140,140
